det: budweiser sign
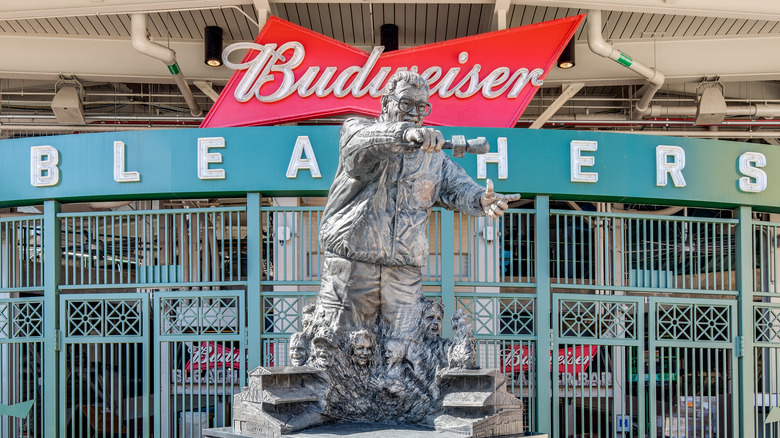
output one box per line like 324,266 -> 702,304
502,344 -> 598,374
201,15 -> 584,128
184,341 -> 244,371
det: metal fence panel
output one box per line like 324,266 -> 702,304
154,290 -> 246,438
0,217 -> 44,291
649,298 -> 738,438
753,303 -> 780,438
59,293 -> 150,437
0,298 -> 44,437
59,207 -> 246,288
553,294 -> 645,438
551,210 -> 737,295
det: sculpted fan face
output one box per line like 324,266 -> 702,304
312,341 -> 334,368
424,310 -> 443,338
383,81 -> 429,127
289,338 -> 307,366
352,336 -> 373,366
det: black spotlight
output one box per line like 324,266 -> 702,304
557,37 -> 575,69
380,24 -> 399,52
204,26 -> 224,67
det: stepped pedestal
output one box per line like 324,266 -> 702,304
433,369 -> 524,438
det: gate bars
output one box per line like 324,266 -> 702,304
0,196 -> 775,436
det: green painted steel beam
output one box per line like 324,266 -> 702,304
736,206 -> 755,437
534,196 -> 552,434
247,193 -> 263,370
43,200 -> 61,436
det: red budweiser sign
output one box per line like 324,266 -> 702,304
502,344 -> 598,374
185,341 -> 243,371
201,14 -> 584,128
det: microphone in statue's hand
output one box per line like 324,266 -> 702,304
403,134 -> 491,158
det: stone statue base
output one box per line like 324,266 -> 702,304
205,365 -> 526,438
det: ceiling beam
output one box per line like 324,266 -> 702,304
529,83 -> 584,129
253,0 -> 271,29
511,0 -> 780,21
0,0 -> 250,20
0,32 -> 779,86
492,0 -> 511,31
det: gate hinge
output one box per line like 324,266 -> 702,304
54,329 -> 61,352
736,335 -> 743,358
550,332 -> 554,348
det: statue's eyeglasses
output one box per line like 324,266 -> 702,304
388,95 -> 432,116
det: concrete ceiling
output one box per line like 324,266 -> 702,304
0,0 -> 779,139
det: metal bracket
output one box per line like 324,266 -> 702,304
54,329 -> 61,352
735,335 -> 743,358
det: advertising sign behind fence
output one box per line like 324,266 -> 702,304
502,344 -> 599,373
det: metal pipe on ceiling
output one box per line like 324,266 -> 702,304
586,10 -> 665,117
130,13 -> 202,117
646,103 -> 780,118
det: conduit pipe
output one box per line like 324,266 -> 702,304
586,10 -> 664,117
646,103 -> 780,119
130,13 -> 202,116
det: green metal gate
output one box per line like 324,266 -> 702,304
648,298 -> 738,438
154,290 -> 246,438
59,293 -> 150,437
552,294 -> 644,438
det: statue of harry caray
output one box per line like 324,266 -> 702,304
224,71 -> 526,438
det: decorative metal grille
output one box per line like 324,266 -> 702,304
755,306 -> 780,343
65,297 -> 143,337
262,295 -> 316,334
0,299 -> 44,339
12,301 -> 44,339
656,302 -> 731,342
557,298 -> 637,339
456,295 -> 534,336
160,295 -> 240,336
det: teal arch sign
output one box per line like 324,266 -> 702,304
1,126 -> 779,211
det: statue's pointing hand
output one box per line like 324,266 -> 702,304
404,127 -> 445,153
480,179 -> 521,219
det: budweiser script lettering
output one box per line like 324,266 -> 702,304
223,42 -> 545,103
185,342 -> 243,371
503,345 -> 598,373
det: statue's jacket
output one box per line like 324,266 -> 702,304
320,117 -> 485,268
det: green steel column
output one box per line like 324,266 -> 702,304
247,193 -> 263,370
736,205 -> 754,437
441,209 -> 456,338
43,200 -> 61,434
534,196 -> 552,434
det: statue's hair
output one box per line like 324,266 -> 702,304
383,71 -> 430,97
348,329 -> 376,348
290,332 -> 307,348
423,300 -> 445,318
312,327 -> 336,347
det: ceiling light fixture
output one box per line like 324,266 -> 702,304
557,37 -> 575,69
204,26 -> 224,67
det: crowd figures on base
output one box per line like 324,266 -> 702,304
288,300 -> 478,423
